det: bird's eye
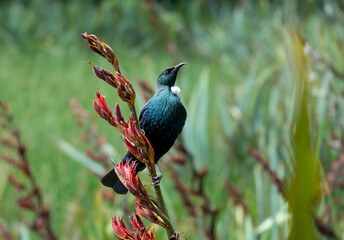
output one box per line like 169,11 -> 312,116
164,71 -> 168,75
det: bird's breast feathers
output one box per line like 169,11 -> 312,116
140,89 -> 186,132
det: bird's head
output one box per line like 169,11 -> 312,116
157,62 -> 186,88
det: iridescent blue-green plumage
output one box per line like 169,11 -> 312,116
101,63 -> 187,194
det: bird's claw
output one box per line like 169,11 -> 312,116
149,180 -> 160,187
149,172 -> 163,187
149,163 -> 163,186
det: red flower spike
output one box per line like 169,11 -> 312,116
137,179 -> 150,199
114,104 -> 125,125
89,46 -> 103,56
104,45 -> 115,65
130,214 -> 156,240
91,64 -> 103,79
123,137 -> 143,162
2,102 -> 10,111
93,91 -> 115,124
135,201 -> 158,222
8,174 -> 25,191
0,137 -> 18,150
119,218 -> 135,238
82,32 -> 121,72
142,134 -> 155,161
125,126 -> 140,147
93,100 -> 102,116
112,216 -> 134,240
112,214 -> 155,240
89,34 -> 98,41
114,161 -> 126,181
95,91 -> 101,99
0,154 -> 22,168
125,118 -> 145,149
130,213 -> 144,232
33,187 -> 41,196
96,93 -> 112,116
119,116 -> 155,165
136,201 -> 168,229
116,72 -> 129,84
81,32 -> 89,41
16,196 -> 35,210
88,62 -> 119,88
21,161 -> 31,176
113,104 -> 128,132
171,155 -> 185,165
100,109 -> 112,122
114,161 -> 139,196
103,69 -> 119,88
115,72 -> 136,106
117,84 -> 128,101
114,161 -> 152,200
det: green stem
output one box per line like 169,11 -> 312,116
148,163 -> 175,237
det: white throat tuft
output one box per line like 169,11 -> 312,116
171,86 -> 181,95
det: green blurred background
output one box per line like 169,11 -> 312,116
1,0 -> 344,239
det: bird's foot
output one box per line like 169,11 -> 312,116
150,173 -> 162,186
149,163 -> 163,187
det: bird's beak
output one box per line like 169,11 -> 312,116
172,62 -> 186,73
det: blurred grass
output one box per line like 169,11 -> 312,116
1,0 -> 344,239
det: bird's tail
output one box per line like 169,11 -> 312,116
100,152 -> 146,194
101,168 -> 128,194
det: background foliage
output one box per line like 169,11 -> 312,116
1,0 -> 344,239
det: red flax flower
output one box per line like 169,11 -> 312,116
89,63 -> 119,89
114,161 -> 169,229
113,103 -> 128,133
93,91 -> 113,122
93,92 -> 128,133
8,174 -> 25,191
123,117 -> 154,165
112,214 -> 155,240
88,66 -> 136,107
116,72 -> 136,107
114,161 -> 149,198
81,32 -> 121,73
135,201 -> 169,229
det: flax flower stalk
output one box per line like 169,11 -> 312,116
83,33 -> 177,238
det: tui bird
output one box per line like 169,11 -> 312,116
101,62 -> 187,194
